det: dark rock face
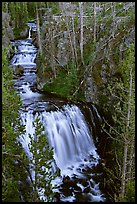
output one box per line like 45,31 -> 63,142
31,31 -> 38,47
33,3 -> 135,105
2,11 -> 14,46
84,19 -> 135,105
15,27 -> 29,40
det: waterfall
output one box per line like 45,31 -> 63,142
20,105 -> 99,176
11,53 -> 36,67
40,105 -> 99,176
19,104 -> 105,202
11,22 -> 107,201
28,26 -> 31,39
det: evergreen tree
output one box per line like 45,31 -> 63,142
2,46 -> 29,202
104,43 -> 135,201
28,116 -> 59,202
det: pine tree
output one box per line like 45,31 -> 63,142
2,46 -> 29,202
103,43 -> 135,201
28,116 -> 59,202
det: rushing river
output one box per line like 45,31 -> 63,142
10,22 -> 109,202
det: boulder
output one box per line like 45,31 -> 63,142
12,65 -> 24,76
15,26 -> 29,40
20,27 -> 29,39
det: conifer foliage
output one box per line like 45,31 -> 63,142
28,116 -> 58,202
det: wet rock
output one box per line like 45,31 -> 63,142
13,74 -> 19,79
75,192 -> 89,202
79,179 -> 89,187
32,36 -> 38,48
12,65 -> 24,76
74,185 -> 82,192
62,187 -> 73,197
20,27 -> 29,39
83,186 -> 91,193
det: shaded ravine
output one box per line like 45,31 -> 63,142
10,22 -> 110,202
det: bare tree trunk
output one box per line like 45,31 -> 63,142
49,27 -> 56,78
94,2 -> 97,43
111,2 -> 116,38
128,139 -> 135,179
62,2 -> 75,67
36,4 -> 42,55
121,66 -> 133,198
5,2 -> 8,13
121,141 -> 128,197
79,2 -> 84,65
72,15 -> 78,69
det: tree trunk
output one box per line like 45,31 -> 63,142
111,2 -> 116,38
49,27 -> 56,78
36,4 -> 42,55
5,2 -> 9,13
121,141 -> 128,197
128,139 -> 135,179
121,66 -> 133,198
79,2 -> 84,65
72,15 -> 78,69
62,2 -> 75,67
94,2 -> 97,43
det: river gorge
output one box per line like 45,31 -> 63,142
10,22 -> 113,202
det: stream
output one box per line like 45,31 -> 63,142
10,22 -> 109,202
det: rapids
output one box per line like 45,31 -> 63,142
10,22 -> 108,202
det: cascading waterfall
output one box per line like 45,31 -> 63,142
19,104 -> 105,202
28,26 -> 31,39
20,105 -> 100,176
40,105 -> 99,175
11,53 -> 36,67
10,22 -> 107,202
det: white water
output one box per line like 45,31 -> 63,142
28,26 -> 31,39
19,105 -> 105,202
20,83 -> 42,100
11,53 -> 36,67
40,105 -> 99,176
20,105 -> 99,176
11,22 -> 106,202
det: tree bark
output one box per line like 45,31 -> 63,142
128,139 -> 135,179
121,66 -> 133,197
121,141 -> 128,197
72,15 -> 78,69
63,2 -> 75,66
36,4 -> 42,55
94,2 -> 97,43
49,27 -> 56,78
111,2 -> 116,38
79,2 -> 84,65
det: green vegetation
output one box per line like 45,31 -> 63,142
43,63 -> 85,101
2,3 -> 60,201
2,2 -> 135,202
103,44 -> 135,201
28,116 -> 59,202
115,180 -> 135,202
7,2 -> 29,38
2,46 -> 59,202
2,2 -> 47,38
2,46 -> 27,202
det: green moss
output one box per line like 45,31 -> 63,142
43,69 -> 74,98
13,27 -> 21,38
43,63 -> 85,101
92,62 -> 103,87
115,180 -> 135,202
13,26 -> 28,39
